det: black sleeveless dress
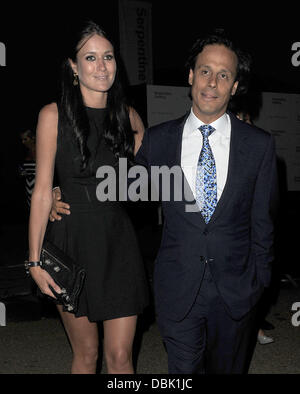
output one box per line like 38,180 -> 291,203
45,106 -> 149,322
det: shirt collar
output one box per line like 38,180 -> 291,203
187,108 -> 229,138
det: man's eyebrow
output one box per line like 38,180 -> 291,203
197,64 -> 234,74
219,69 -> 233,75
197,64 -> 211,68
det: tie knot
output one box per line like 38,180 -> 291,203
199,124 -> 215,138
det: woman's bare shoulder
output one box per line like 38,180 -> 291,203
39,103 -> 58,118
36,103 -> 59,141
38,102 -> 58,123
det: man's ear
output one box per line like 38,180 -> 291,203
231,80 -> 239,96
188,69 -> 194,86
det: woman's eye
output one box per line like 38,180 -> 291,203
86,55 -> 96,61
104,54 -> 114,61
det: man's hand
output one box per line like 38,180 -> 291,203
50,187 -> 71,222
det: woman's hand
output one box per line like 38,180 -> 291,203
30,266 -> 62,299
49,187 -> 71,221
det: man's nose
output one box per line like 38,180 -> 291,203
208,73 -> 217,88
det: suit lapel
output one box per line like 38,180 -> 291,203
165,112 -> 206,227
169,112 -> 188,167
208,112 -> 251,226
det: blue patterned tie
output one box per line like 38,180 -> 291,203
196,125 -> 217,223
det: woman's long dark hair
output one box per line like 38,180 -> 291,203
59,20 -> 134,171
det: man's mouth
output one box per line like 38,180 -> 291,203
201,92 -> 218,100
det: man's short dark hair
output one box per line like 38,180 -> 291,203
186,29 -> 252,96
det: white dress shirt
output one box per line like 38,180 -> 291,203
181,108 -> 231,201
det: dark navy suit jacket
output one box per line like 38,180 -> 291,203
135,111 -> 278,321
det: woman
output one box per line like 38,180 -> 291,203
28,20 -> 149,374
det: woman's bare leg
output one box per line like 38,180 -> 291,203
103,315 -> 137,374
57,305 -> 99,374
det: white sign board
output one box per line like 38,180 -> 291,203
0,302 -> 6,326
147,84 -> 191,127
255,92 -> 300,191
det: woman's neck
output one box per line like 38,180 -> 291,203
80,87 -> 108,109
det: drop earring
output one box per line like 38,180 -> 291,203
73,73 -> 79,86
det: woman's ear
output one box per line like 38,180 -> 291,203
68,58 -> 77,74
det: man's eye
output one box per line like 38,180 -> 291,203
219,73 -> 228,79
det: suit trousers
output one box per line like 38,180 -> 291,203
157,265 -> 258,374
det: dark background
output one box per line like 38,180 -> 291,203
1,2 -> 299,129
0,2 -> 299,277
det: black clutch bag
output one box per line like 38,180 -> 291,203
40,239 -> 86,313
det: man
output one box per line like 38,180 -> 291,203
134,32 -> 278,374
51,32 -> 278,374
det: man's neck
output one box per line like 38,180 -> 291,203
191,106 -> 227,124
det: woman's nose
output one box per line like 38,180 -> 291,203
97,59 -> 106,71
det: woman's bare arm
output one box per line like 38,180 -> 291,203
28,103 -> 62,298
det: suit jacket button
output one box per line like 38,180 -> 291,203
203,229 -> 209,235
